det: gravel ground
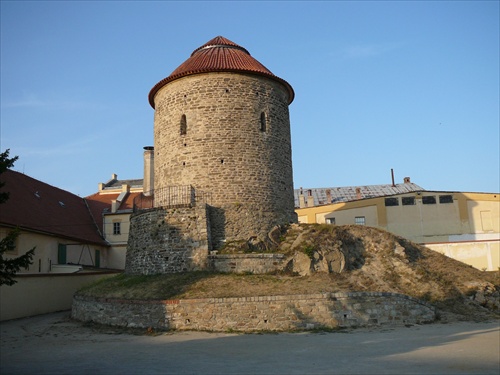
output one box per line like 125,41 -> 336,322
1,311 -> 499,375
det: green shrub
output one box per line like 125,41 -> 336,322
303,245 -> 315,260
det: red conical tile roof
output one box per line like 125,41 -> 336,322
149,36 -> 294,108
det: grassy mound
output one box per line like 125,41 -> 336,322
77,224 -> 499,322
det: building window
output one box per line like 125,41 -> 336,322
260,112 -> 267,132
58,244 -> 67,264
422,196 -> 436,205
439,195 -> 453,204
355,216 -> 365,225
402,197 -> 416,206
180,114 -> 187,135
95,250 -> 101,268
113,222 -> 121,235
326,218 -> 335,225
384,197 -> 399,206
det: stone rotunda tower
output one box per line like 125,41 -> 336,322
126,36 -> 296,274
149,36 -> 296,247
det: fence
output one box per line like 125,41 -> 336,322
133,186 -> 212,212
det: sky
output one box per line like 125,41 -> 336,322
1,1 -> 499,197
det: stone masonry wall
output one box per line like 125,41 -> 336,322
153,72 -> 296,246
72,292 -> 435,332
125,206 -> 211,274
208,253 -> 286,274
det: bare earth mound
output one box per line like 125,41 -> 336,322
78,224 -> 499,323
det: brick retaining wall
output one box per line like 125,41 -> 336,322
72,292 -> 435,332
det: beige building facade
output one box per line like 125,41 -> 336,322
296,190 -> 500,271
0,228 -> 107,274
85,173 -> 147,270
0,170 -> 110,275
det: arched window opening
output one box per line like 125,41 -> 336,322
180,115 -> 187,135
260,112 -> 267,132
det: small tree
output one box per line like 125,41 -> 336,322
0,229 -> 35,286
0,149 -> 35,286
0,149 -> 18,204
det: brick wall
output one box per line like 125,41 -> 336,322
72,292 -> 435,332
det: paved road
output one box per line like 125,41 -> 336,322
1,311 -> 499,374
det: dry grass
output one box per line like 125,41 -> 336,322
78,224 -> 500,322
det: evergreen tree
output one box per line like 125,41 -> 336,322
0,149 -> 35,286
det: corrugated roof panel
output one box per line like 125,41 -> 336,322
294,182 -> 425,207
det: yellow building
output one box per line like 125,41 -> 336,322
295,181 -> 499,271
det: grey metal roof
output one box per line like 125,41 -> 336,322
294,182 -> 424,208
104,178 -> 144,190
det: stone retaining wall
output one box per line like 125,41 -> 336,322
72,292 -> 435,332
208,253 -> 287,274
125,206 -> 211,274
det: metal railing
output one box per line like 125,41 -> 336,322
133,185 -> 212,212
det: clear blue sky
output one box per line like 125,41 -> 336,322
1,1 -> 499,197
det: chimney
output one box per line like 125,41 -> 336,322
143,146 -> 154,196
404,177 -> 411,184
356,187 -> 362,200
326,189 -> 332,204
307,189 -> 314,207
299,187 -> 306,208
391,168 -> 396,187
111,173 -> 117,180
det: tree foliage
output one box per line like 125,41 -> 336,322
0,229 -> 35,286
0,149 -> 18,204
0,149 -> 35,286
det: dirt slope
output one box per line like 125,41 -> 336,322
274,224 -> 499,322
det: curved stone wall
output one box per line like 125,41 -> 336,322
72,292 -> 435,332
125,206 -> 211,274
153,72 -> 296,246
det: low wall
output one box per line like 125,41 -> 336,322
1,271 -> 119,321
209,253 -> 287,273
72,292 -> 435,332
125,206 -> 211,274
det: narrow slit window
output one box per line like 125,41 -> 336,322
180,114 -> 187,135
260,112 -> 267,132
